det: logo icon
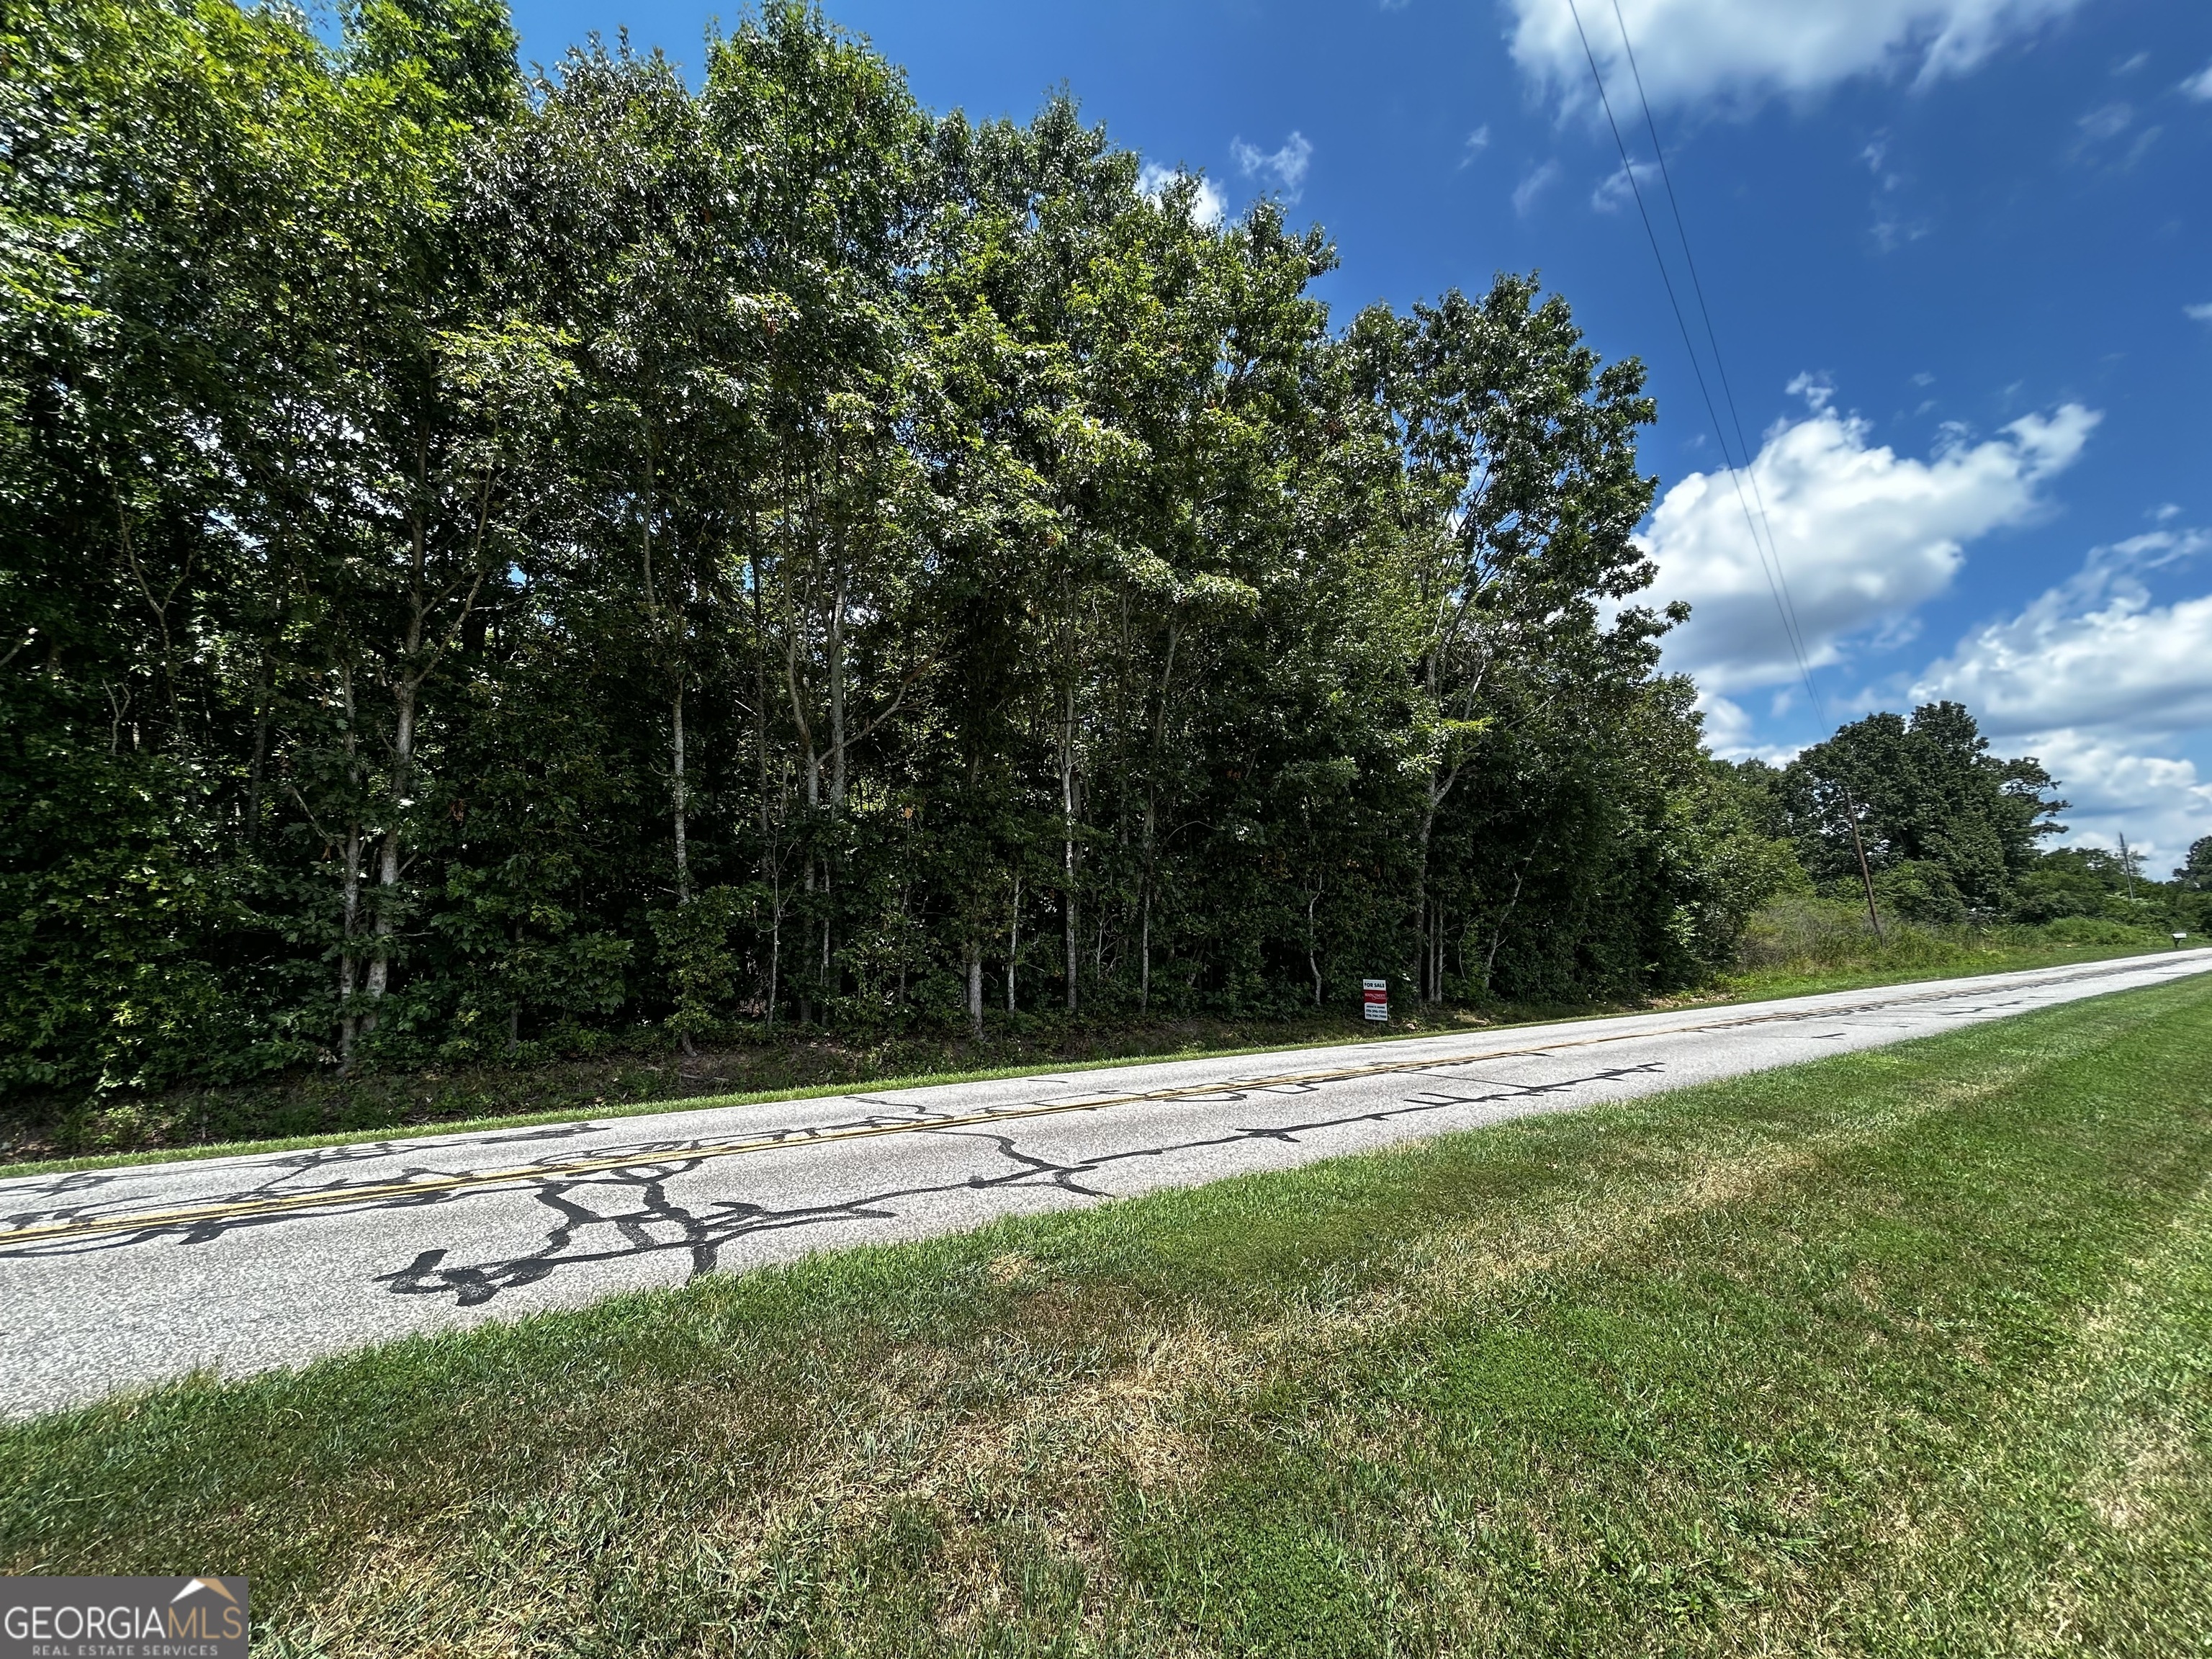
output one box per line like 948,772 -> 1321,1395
172,1577 -> 241,1605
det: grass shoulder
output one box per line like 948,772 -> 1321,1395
4,963 -> 2208,1654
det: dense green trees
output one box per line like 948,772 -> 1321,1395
1768,701 -> 2064,923
1712,702 -> 2206,938
9,0 -> 2180,1105
2176,837 -> 2212,892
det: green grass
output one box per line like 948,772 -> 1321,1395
6,969 -> 2211,1654
0,932 -> 2178,1181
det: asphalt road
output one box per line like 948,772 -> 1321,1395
5,950 -> 2208,1419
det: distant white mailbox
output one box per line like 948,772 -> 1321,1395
1362,979 -> 1388,1022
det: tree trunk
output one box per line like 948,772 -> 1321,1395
966,943 -> 983,1040
507,919 -> 523,1055
1007,874 -> 1020,1013
1136,624 -> 1177,1016
336,666 -> 363,1067
245,649 -> 271,842
1432,900 -> 1445,1004
767,884 -> 782,1033
1061,683 -> 1078,1012
1483,864 -> 1527,993
642,421 -> 693,917
337,821 -> 362,1066
827,559 -> 848,809
752,548 -> 780,1031
672,684 -> 690,905
799,860 -> 816,1023
361,675 -> 415,1024
1411,803 -> 1436,1002
787,634 -> 820,809
1307,888 -> 1322,1005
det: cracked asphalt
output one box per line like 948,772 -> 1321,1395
4,950 -> 2207,1419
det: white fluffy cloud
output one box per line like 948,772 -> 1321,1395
1137,163 -> 1227,228
1997,729 -> 2212,866
1591,159 -> 1659,212
1512,158 -> 1562,214
1640,382 -> 2097,691
1505,0 -> 2088,112
1699,526 -> 2212,860
1912,531 -> 2212,737
1696,691 -> 1803,765
1230,132 -> 1313,199
1910,529 -> 2212,862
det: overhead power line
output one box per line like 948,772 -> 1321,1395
1600,0 -> 1815,691
1560,0 -> 1885,937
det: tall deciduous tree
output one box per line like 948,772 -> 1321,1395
1780,701 -> 2065,923
4,0 -> 1954,1105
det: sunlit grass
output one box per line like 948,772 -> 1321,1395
6,969 -> 2208,1653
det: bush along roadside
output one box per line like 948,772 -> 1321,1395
0,914 -> 2188,1173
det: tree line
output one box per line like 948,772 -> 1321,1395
1,0 -> 2186,1103
1727,702 -> 2207,939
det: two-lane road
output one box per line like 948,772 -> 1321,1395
6,950 -> 2208,1418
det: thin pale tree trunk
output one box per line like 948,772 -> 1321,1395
767,885 -> 783,1033
336,662 -> 362,1067
752,548 -> 781,1031
1483,864 -> 1527,993
246,649 -> 271,842
506,923 -> 523,1055
827,559 -> 848,808
1307,887 -> 1323,1006
362,673 -> 417,1025
1411,804 -> 1435,1001
338,822 -> 363,1066
672,684 -> 690,905
799,860 -> 816,1023
673,679 -> 696,1057
1061,683 -> 1078,1012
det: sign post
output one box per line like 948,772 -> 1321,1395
1362,978 -> 1388,1024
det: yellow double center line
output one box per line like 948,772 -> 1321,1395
4,958 -> 2183,1246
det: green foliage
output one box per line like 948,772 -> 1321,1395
1759,700 -> 2207,936
7,0 -> 2195,1105
0,691 -> 318,1094
1730,894 -> 2175,985
2037,914 -> 2167,947
2171,835 -> 2211,891
648,886 -> 756,1045
2010,854 -> 2117,923
1779,701 -> 2064,921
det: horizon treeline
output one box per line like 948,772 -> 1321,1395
1,0 -> 2172,1101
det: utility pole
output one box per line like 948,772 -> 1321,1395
2118,832 -> 2139,904
1840,783 -> 1884,943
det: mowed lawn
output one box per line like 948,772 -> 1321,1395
6,976 -> 2211,1656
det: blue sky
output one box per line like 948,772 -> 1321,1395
508,0 -> 2212,863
